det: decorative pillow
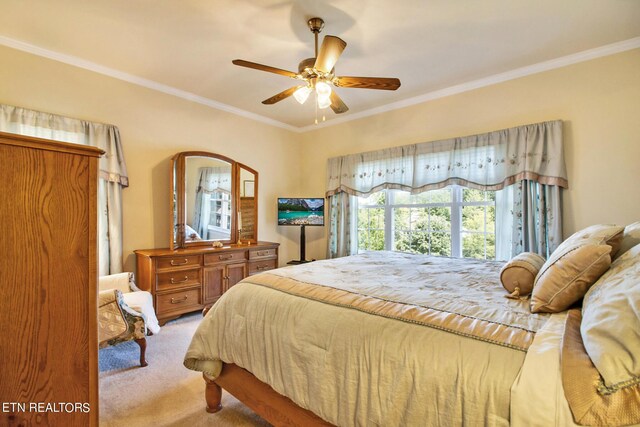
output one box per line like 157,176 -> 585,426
530,241 -> 612,313
613,221 -> 640,261
499,252 -> 545,299
581,243 -> 640,390
557,224 -> 624,258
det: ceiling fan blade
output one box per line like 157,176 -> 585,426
262,86 -> 301,105
314,36 -> 347,74
232,59 -> 298,79
329,91 -> 349,114
334,76 -> 401,90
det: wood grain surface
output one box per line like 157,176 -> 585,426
134,242 -> 278,324
0,132 -> 101,426
211,363 -> 334,426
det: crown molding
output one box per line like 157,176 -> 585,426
299,36 -> 640,132
0,35 -> 299,132
1,34 -> 639,134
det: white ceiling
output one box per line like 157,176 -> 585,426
1,0 -> 639,130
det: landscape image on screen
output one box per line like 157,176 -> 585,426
277,198 -> 325,226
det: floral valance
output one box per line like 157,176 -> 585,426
326,120 -> 567,197
0,104 -> 129,186
197,167 -> 232,194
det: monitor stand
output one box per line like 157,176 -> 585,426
287,225 -> 312,265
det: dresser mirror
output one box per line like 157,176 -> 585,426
171,151 -> 258,249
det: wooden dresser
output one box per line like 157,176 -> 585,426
0,132 -> 102,426
134,242 -> 279,325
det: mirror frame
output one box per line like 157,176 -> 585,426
170,151 -> 259,250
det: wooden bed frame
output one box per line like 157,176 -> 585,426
204,363 -> 334,426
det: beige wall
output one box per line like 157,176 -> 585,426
1,44 -> 639,267
300,49 -> 640,261
0,45 -> 303,270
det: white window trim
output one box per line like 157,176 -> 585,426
356,186 -> 496,259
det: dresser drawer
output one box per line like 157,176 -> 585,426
249,248 -> 277,259
156,288 -> 201,315
156,268 -> 201,290
204,251 -> 247,265
156,255 -> 202,270
248,259 -> 278,275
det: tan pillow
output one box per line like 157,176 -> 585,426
531,241 -> 612,313
499,252 -> 545,298
559,224 -> 624,258
613,221 -> 640,261
581,243 -> 640,389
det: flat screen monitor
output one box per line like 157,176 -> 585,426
277,198 -> 325,226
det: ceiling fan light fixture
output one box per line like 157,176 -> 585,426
232,16 -> 400,120
293,85 -> 312,104
315,80 -> 332,98
317,95 -> 332,109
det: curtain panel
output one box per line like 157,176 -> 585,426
193,167 -> 232,239
0,104 -> 129,275
327,193 -> 358,259
495,181 -> 563,260
326,120 -> 567,197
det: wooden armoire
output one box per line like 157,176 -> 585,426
0,131 -> 103,426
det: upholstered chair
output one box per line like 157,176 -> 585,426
98,272 -> 160,367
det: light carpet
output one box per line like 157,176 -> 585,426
99,312 -> 271,426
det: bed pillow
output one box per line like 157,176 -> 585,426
581,243 -> 640,390
613,221 -> 640,261
557,224 -> 624,258
530,240 -> 612,313
499,252 -> 545,299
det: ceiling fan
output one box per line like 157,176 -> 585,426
232,17 -> 401,115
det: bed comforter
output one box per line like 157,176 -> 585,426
184,251 -> 552,426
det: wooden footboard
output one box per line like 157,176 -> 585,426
204,363 -> 334,427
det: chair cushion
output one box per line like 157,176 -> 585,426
99,272 -> 134,293
123,291 -> 161,335
98,289 -> 128,345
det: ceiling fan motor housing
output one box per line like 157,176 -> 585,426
298,57 -> 316,74
231,16 -> 400,115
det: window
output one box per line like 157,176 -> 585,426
356,187 -> 496,260
208,191 -> 231,231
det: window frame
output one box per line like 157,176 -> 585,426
356,186 -> 496,259
208,191 -> 232,231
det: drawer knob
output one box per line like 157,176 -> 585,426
170,295 -> 188,304
256,251 -> 267,256
257,264 -> 270,271
219,254 -> 233,261
170,258 -> 189,266
170,275 -> 189,284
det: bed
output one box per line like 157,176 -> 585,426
184,243 -> 640,426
